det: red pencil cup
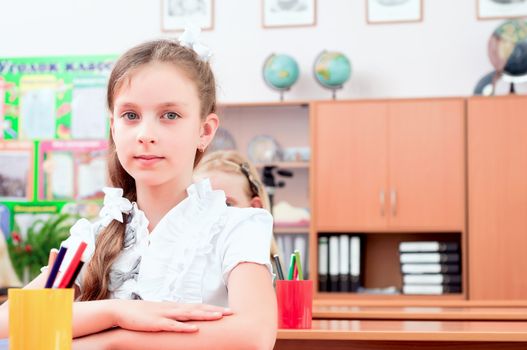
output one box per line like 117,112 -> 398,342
276,280 -> 313,329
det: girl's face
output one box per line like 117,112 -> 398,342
111,62 -> 217,188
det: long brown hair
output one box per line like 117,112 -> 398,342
80,40 -> 216,301
194,150 -> 280,259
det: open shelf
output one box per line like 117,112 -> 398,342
274,226 -> 310,234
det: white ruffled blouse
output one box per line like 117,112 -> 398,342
60,179 -> 273,307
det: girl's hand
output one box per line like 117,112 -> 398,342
112,300 -> 233,333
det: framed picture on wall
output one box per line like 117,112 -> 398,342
366,0 -> 423,24
161,0 -> 214,32
262,0 -> 317,28
0,141 -> 34,201
477,0 -> 527,20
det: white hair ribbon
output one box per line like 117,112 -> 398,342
99,187 -> 133,227
178,25 -> 212,62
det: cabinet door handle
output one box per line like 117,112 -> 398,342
391,190 -> 397,216
379,190 -> 385,216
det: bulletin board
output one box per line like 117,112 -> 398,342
0,55 -> 115,238
0,55 -> 115,140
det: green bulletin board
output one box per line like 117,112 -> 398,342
0,55 -> 116,239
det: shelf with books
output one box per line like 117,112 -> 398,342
312,232 -> 465,300
309,98 -> 469,303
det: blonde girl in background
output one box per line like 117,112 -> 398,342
0,29 -> 277,350
194,150 -> 281,260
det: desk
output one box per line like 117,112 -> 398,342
313,305 -> 527,321
275,320 -> 527,350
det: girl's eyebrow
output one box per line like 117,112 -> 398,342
116,102 -> 140,110
116,102 -> 188,109
158,102 -> 188,108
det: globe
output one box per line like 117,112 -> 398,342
488,19 -> 527,79
314,50 -> 351,98
262,54 -> 299,97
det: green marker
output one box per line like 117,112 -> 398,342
294,250 -> 303,280
288,253 -> 296,280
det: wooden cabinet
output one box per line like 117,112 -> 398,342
468,96 -> 527,300
388,99 -> 465,230
312,101 -> 389,231
312,98 -> 465,232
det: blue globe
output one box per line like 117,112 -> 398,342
314,51 -> 351,89
263,54 -> 300,91
488,19 -> 527,77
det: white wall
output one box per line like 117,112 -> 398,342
0,0 -> 520,102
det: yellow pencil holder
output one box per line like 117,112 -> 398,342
8,288 -> 73,350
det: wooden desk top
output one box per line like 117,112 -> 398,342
278,320 -> 527,342
314,298 -> 527,307
313,305 -> 527,321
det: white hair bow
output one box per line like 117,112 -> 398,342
178,25 -> 212,62
99,187 -> 133,227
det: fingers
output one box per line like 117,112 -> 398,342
189,303 -> 233,315
163,302 -> 232,315
158,319 -> 198,333
168,310 -> 224,321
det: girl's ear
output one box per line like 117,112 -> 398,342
250,196 -> 263,209
199,113 -> 219,149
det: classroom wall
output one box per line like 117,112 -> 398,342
0,0 -> 521,102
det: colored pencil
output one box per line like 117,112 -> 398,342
287,253 -> 296,280
58,242 -> 87,288
44,246 -> 67,288
273,254 -> 285,280
294,250 -> 303,280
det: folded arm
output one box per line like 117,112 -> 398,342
0,272 -> 227,339
73,263 -> 278,350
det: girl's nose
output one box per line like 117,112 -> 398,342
136,121 -> 158,144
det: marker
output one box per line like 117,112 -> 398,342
58,242 -> 87,288
273,254 -> 284,280
287,253 -> 296,280
66,260 -> 85,288
294,250 -> 303,280
44,246 -> 67,288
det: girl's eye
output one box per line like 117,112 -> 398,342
163,112 -> 181,120
122,112 -> 139,120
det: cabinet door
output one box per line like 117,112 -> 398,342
388,99 -> 465,230
313,101 -> 388,231
468,97 -> 527,300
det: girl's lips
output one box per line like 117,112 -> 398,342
135,155 -> 163,160
134,155 -> 165,165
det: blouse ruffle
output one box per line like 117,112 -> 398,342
61,178 -> 273,303
135,180 -> 228,302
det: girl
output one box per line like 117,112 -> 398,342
193,150 -> 282,260
0,34 -> 277,349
